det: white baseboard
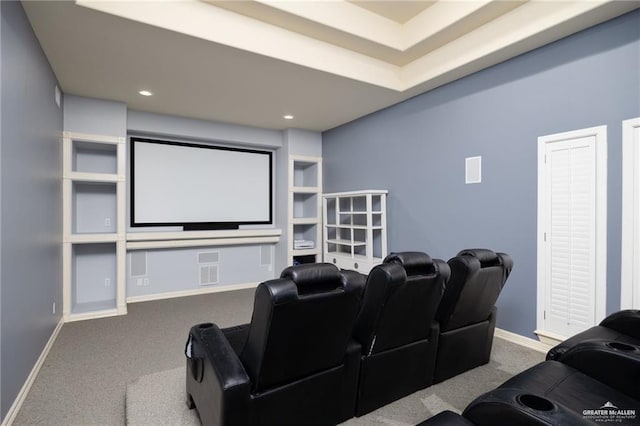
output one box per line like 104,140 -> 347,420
494,327 -> 554,354
2,318 -> 64,426
533,329 -> 566,347
64,308 -> 122,323
126,281 -> 259,304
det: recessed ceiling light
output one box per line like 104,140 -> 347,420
138,90 -> 153,96
283,114 -> 294,120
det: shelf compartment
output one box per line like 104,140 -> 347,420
73,181 -> 117,234
338,197 -> 352,212
340,213 -> 367,226
292,160 -> 319,188
72,243 -> 117,314
352,196 -> 366,212
372,195 -> 383,212
373,229 -> 384,259
72,139 -> 118,174
293,192 -> 319,219
293,254 -> 317,265
292,223 -> 317,250
325,198 -> 337,225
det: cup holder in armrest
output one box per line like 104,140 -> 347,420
607,341 -> 636,351
198,323 -> 214,329
517,394 -> 555,411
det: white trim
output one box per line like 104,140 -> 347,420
533,328 -> 566,347
126,281 -> 259,304
62,131 -> 123,144
1,319 -> 64,426
621,117 -> 640,309
64,308 -> 121,323
323,189 -> 388,197
126,236 -> 280,250
67,172 -> 118,183
126,228 -> 282,241
537,125 -> 608,338
494,328 -> 553,354
64,234 -> 119,243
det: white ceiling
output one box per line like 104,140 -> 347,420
22,1 -> 639,132
349,1 -> 436,24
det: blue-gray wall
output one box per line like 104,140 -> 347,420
64,95 -> 127,138
323,10 -> 640,339
1,2 -> 63,420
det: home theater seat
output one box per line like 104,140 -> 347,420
419,319 -> 640,425
352,252 -> 450,416
185,263 -> 364,426
185,249 -> 522,425
546,309 -> 640,360
433,249 -> 513,383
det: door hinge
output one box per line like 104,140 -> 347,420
544,232 -> 547,242
544,310 -> 546,320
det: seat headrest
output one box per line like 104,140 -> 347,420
457,248 -> 500,267
280,263 -> 343,295
384,251 -> 434,276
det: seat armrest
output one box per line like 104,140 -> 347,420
464,387 -> 594,425
187,323 -> 251,426
416,411 -> 474,426
600,310 -> 640,339
556,339 -> 640,400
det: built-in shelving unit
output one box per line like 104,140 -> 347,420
288,155 -> 322,265
62,132 -> 126,321
323,190 -> 388,274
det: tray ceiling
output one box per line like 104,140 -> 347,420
22,1 -> 639,131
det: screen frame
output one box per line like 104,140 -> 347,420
130,137 -> 273,230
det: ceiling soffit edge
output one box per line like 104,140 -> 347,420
76,0 -> 638,93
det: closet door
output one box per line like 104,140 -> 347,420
537,126 -> 607,338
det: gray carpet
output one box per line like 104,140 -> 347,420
14,289 -> 255,426
125,337 -> 544,426
13,287 -> 544,426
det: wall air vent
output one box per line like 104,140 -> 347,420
198,251 -> 220,285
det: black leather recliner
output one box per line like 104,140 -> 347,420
464,339 -> 640,426
352,252 -> 450,416
185,263 -> 365,426
433,249 -> 513,383
547,309 -> 640,360
419,320 -> 640,426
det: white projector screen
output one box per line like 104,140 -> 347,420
131,138 -> 272,229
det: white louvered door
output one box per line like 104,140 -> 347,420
544,137 -> 597,337
538,128 -> 606,337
